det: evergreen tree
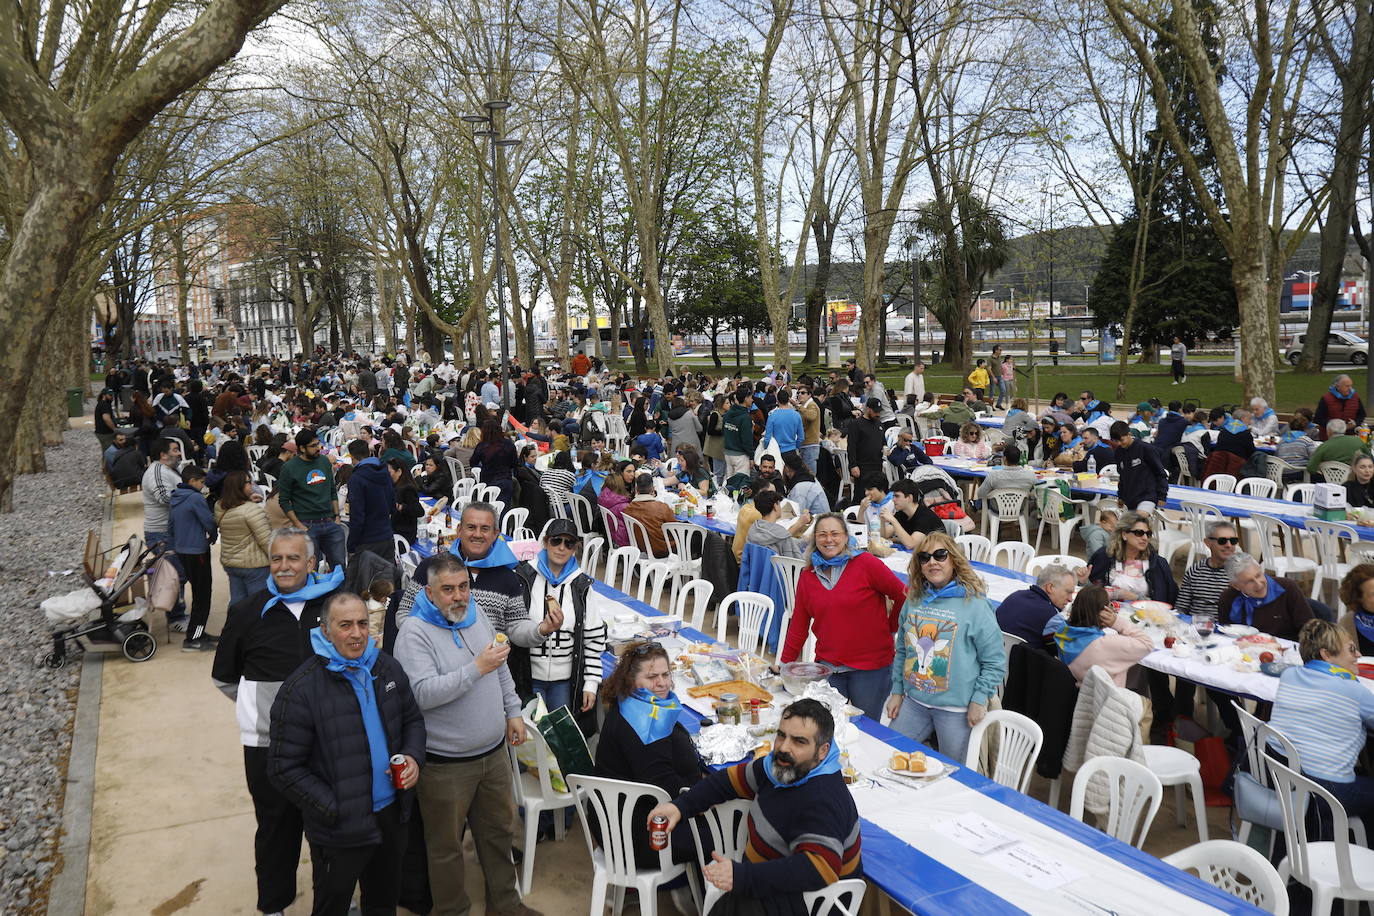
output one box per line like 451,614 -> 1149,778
1088,0 -> 1237,357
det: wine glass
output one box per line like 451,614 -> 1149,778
1193,612 -> 1215,642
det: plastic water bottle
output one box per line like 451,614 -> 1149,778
867,514 -> 881,544
1087,454 -> 1096,474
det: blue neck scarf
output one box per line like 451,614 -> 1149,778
1007,408 -> 1024,418
1055,624 -> 1106,666
874,492 -> 894,511
762,738 -> 841,790
451,535 -> 518,569
536,549 -> 581,586
923,581 -> 967,602
261,567 -> 345,616
619,688 -> 682,743
1281,428 -> 1308,443
810,538 -> 858,570
1222,417 -> 1248,434
1064,436 -> 1082,450
1331,384 -> 1355,401
310,625 -> 380,673
574,468 -> 607,496
1185,422 -> 1207,435
1255,408 -> 1275,423
1230,576 -> 1282,627
1305,659 -> 1356,681
409,587 -> 479,648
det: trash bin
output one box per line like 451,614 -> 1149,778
67,387 -> 84,418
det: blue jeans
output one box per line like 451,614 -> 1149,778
891,697 -> 972,765
144,529 -> 185,618
798,444 -> 820,474
532,679 -> 573,713
1314,774 -> 1374,822
226,565 -> 269,607
823,666 -> 890,721
302,518 -> 346,572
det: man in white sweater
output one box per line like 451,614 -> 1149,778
393,552 -> 544,916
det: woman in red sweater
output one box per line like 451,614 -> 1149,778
780,512 -> 908,719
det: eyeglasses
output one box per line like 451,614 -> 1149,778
628,641 -> 663,656
547,535 -> 580,548
1126,529 -> 1152,538
916,549 -> 951,564
1208,536 -> 1240,546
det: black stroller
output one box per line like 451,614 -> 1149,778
41,530 -> 158,668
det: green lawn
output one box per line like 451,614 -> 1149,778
674,355 -> 1341,412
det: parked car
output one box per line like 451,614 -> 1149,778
1285,330 -> 1368,366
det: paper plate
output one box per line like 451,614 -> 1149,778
882,759 -> 946,780
1218,624 -> 1259,637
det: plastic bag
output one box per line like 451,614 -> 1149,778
41,589 -> 102,627
536,704 -> 595,781
517,696 -> 570,793
753,436 -> 783,466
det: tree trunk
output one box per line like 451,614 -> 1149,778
805,212 -> 834,365
1235,257 -> 1278,402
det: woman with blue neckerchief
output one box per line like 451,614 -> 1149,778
594,639 -> 705,863
779,513 -> 908,720
1268,619 -> 1374,819
511,519 -> 606,734
886,532 -> 1004,765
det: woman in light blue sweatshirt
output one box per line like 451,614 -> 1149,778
886,531 -> 1005,765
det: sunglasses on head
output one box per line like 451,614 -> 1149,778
547,535 -> 580,548
917,549 -> 951,564
1126,528 -> 1152,538
628,640 -> 662,656
1209,536 -> 1240,545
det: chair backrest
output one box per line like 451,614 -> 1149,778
580,534 -> 606,579
1305,519 -> 1356,582
990,541 -> 1033,573
568,775 -> 675,880
507,715 -> 572,809
637,560 -> 672,608
721,590 -> 776,655
622,512 -> 654,556
476,483 -> 501,505
453,476 -> 477,506
1264,455 -> 1294,487
965,709 -> 1043,794
1284,483 -> 1316,504
662,522 -> 707,562
605,545 -> 641,595
502,506 -> 530,538
689,798 -> 751,916
988,489 -> 1029,518
1235,477 -> 1278,499
1172,445 -> 1196,484
598,505 -> 624,546
1025,554 -> 1086,577
1202,473 -> 1238,492
1317,461 -> 1352,485
1068,756 -> 1163,848
566,492 -> 596,538
1267,756 -> 1363,893
673,579 -> 715,634
802,878 -> 868,916
1162,840 -> 1290,916
444,455 -> 463,485
1178,500 -> 1225,537
1246,513 -> 1285,571
393,534 -> 411,565
954,534 -> 992,563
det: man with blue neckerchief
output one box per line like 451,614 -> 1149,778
268,593 -> 426,916
393,552 -> 543,916
212,526 -> 346,916
1269,619 -> 1374,820
646,698 -> 861,916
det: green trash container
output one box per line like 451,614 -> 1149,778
67,387 -> 84,418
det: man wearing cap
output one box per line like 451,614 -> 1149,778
847,398 -> 887,482
1129,402 -> 1157,441
278,429 -> 347,572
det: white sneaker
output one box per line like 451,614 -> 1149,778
1171,380 -> 1178,385
1181,376 -> 1187,383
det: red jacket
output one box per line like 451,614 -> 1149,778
781,551 -> 908,670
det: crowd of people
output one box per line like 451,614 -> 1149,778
90,343 -> 1374,915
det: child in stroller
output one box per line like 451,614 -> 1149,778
41,531 -> 158,668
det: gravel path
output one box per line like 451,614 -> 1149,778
0,421 -> 106,915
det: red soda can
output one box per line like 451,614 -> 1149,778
390,754 -> 407,789
649,814 -> 669,850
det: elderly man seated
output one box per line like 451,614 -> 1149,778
996,563 -> 1076,653
1248,397 -> 1279,437
1308,419 -> 1371,475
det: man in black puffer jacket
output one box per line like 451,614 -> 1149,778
269,592 -> 426,916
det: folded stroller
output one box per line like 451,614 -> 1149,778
40,531 -> 158,668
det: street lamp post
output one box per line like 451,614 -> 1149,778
464,101 -> 521,411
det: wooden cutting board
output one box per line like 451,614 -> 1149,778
686,680 -> 774,704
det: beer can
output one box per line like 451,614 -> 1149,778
390,754 -> 407,789
649,814 -> 669,850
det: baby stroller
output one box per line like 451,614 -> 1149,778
41,531 -> 158,668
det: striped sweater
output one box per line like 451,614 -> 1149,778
1269,665 -> 1374,783
523,570 -> 606,689
672,758 -> 861,916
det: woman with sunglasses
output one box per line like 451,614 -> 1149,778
512,519 -> 607,734
1053,585 -> 1153,687
950,422 -> 991,461
779,512 -> 907,720
1086,510 -> 1177,606
886,533 -> 1004,764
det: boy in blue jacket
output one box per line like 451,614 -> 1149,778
169,464 -> 218,650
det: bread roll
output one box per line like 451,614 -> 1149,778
909,752 -> 927,773
889,752 -> 909,771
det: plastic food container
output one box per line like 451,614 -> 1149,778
922,437 -> 948,457
779,661 -> 835,695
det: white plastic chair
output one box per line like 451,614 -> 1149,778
719,590 -> 775,655
393,534 -> 411,566
1141,742 -> 1209,843
1025,554 -> 1086,578
770,554 -> 811,662
566,492 -> 598,539
507,719 -> 577,895
990,541 -> 1033,573
1305,519 -> 1356,603
1172,445 -> 1198,486
568,775 -> 696,916
965,709 -> 1043,794
1177,500 -> 1226,569
802,879 -> 867,915
502,506 -> 530,539
1267,758 -> 1374,916
1317,461 -> 1354,485
476,483 -> 501,505
599,505 -> 625,549
1068,756 -> 1163,848
622,513 -> 655,558
581,534 -> 606,581
1163,840 -> 1289,915
672,579 -> 715,635
1232,704 -> 1291,852
661,522 -> 707,609
636,561 -> 672,609
981,489 -> 1030,545
605,546 -> 641,596
1249,512 -> 1318,582
1284,483 -> 1316,504
1033,486 -> 1090,554
1235,477 -> 1278,500
1202,473 -> 1238,493
689,798 -> 751,916
954,533 -> 992,563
